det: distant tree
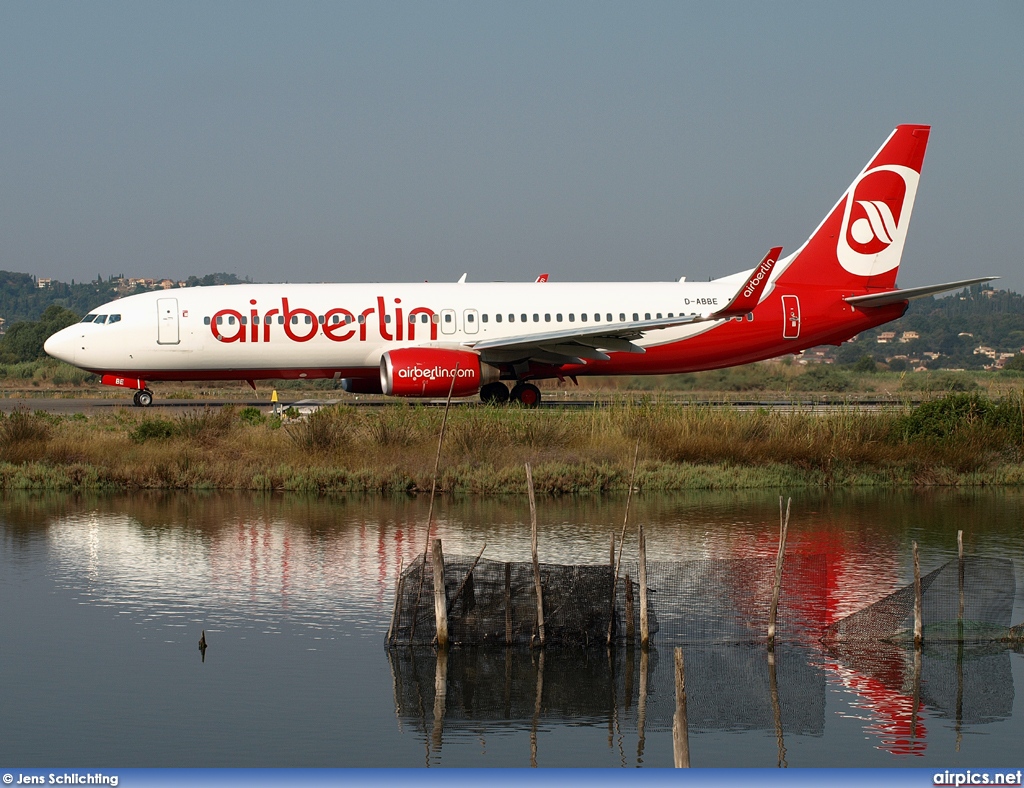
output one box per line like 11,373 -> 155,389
852,355 -> 878,373
0,305 -> 80,363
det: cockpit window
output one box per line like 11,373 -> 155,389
108,314 -> 121,324
94,315 -> 108,324
81,315 -> 97,323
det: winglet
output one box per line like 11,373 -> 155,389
713,246 -> 782,318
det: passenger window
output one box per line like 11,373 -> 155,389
620,313 -> 626,321
594,314 -> 600,322
408,315 -> 415,324
581,313 -> 588,322
557,313 -> 562,322
291,316 -> 298,325
228,316 -> 236,325
496,314 -> 502,323
318,315 -> 325,325
278,316 -> 285,324
203,317 -> 211,326
509,314 -> 515,323
656,313 -> 662,319
431,314 -> 439,324
358,315 -> 366,324
645,313 -> 651,320
240,317 -> 247,325
569,314 -> 575,322
444,314 -> 452,323
466,313 -> 474,323
544,314 -> 550,322
253,316 -> 260,325
606,313 -> 612,321
747,312 -> 754,321
482,314 -> 488,323
533,314 -> 539,322
307,316 -> 314,325
668,313 -> 673,318
633,313 -> 639,321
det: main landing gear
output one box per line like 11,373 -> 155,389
133,389 -> 154,407
480,381 -> 541,408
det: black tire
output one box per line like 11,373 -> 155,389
132,391 -> 142,406
136,390 -> 154,407
509,382 -> 541,408
480,381 -> 510,405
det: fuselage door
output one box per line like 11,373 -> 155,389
463,309 -> 479,335
157,298 -> 180,345
440,309 -> 457,335
782,295 -> 800,340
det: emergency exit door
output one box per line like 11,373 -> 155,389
157,298 -> 180,345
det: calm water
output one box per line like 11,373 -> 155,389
1,489 -> 1023,767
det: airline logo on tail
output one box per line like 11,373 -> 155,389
837,165 -> 919,277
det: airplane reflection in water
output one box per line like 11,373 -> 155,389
15,494 -> 1022,761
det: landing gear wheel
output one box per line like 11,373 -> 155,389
509,382 -> 541,408
135,389 -> 153,407
480,381 -> 510,405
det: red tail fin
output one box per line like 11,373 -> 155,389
775,125 -> 930,290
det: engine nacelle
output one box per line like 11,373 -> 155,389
380,348 -> 498,398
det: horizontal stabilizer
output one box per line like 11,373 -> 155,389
712,247 -> 782,318
844,277 -> 998,308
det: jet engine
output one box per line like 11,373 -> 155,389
380,348 -> 498,398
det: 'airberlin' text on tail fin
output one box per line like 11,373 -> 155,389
775,124 -> 930,291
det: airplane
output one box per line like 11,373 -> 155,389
44,124 -> 995,408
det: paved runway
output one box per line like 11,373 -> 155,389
0,395 -> 913,415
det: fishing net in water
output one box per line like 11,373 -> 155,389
388,553 -> 827,647
823,556 -> 1016,643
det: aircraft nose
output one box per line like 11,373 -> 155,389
43,326 -> 78,365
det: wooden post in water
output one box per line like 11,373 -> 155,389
504,562 -> 513,646
432,539 -> 449,649
639,522 -> 650,649
957,529 -> 965,635
608,439 -> 641,645
672,647 -> 690,768
386,558 -> 405,646
624,572 -> 635,645
913,540 -> 923,648
411,369 -> 458,644
956,529 -> 965,751
526,463 -> 545,647
767,497 -> 790,649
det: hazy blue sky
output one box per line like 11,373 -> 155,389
2,2 -> 1021,289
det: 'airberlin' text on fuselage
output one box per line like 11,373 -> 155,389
210,297 -> 438,343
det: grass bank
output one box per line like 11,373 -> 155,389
2,394 -> 1024,493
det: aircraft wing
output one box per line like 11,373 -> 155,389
466,247 -> 781,366
844,276 -> 998,308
